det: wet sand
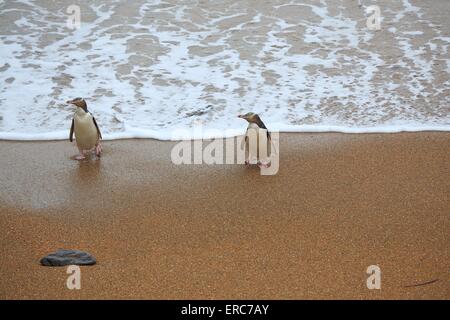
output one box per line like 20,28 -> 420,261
0,132 -> 449,299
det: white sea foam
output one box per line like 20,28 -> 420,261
0,0 -> 449,141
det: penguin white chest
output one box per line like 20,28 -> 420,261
245,123 -> 265,141
245,123 -> 265,164
74,112 -> 98,150
247,123 -> 260,131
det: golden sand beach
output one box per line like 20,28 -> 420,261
0,132 -> 448,299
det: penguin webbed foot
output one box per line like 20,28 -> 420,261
95,143 -> 102,157
74,153 -> 86,160
73,147 -> 86,160
257,161 -> 271,169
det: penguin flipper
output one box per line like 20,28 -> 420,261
92,116 -> 102,140
69,119 -> 74,142
241,134 -> 248,150
254,115 -> 267,130
254,115 -> 271,140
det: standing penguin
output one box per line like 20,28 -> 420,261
238,112 -> 271,168
67,97 -> 102,160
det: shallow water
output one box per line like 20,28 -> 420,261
0,0 -> 449,140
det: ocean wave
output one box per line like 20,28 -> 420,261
0,0 -> 449,141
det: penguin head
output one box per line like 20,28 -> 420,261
238,112 -> 257,123
67,97 -> 87,112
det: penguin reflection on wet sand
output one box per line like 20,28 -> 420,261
67,97 -> 102,160
238,112 -> 271,168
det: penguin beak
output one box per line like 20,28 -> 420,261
238,114 -> 244,119
66,99 -> 75,105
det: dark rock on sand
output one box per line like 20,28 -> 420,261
40,249 -> 96,266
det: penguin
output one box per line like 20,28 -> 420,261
238,112 -> 271,168
67,97 -> 102,160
